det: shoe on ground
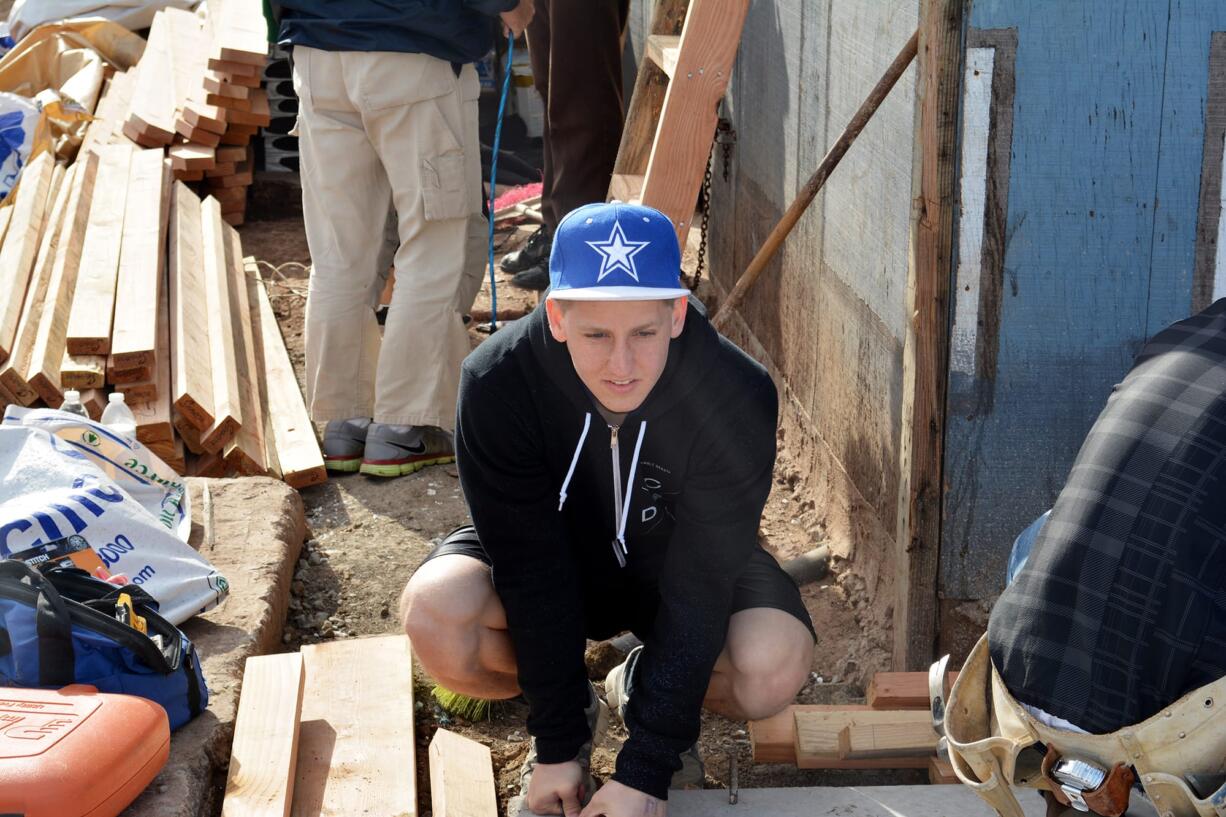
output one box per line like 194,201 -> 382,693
512,682 -> 609,813
510,260 -> 550,292
605,645 -> 706,789
322,417 -> 371,472
359,424 -> 455,477
500,225 -> 552,274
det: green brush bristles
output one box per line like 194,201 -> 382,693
432,684 -> 493,722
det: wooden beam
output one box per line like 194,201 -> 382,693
27,152 -> 100,406
199,196 -> 242,452
292,635 -> 416,816
749,704 -> 871,765
244,262 -> 280,478
894,0 -> 962,671
81,71 -> 135,156
108,359 -> 154,384
645,34 -> 681,79
794,710 -> 938,763
222,222 -> 266,474
250,259 -> 326,489
0,163 -> 72,404
0,152 -> 56,364
929,756 -> 959,784
61,352 -> 106,389
638,0 -> 749,241
79,388 -> 106,420
175,411 -> 205,453
125,11 -> 177,146
168,182 -> 215,430
169,143 -> 217,171
220,653 -> 304,817
204,72 -> 252,99
66,142 -> 134,356
110,149 -> 168,370
224,90 -> 269,128
188,449 -> 227,477
429,730 -> 498,817
867,671 -> 958,710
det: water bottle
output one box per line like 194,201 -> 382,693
60,390 -> 89,418
101,392 -> 137,440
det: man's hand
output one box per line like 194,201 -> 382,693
501,0 -> 535,38
579,781 -> 666,817
526,759 -> 587,817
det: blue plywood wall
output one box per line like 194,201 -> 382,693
941,0 -> 1226,603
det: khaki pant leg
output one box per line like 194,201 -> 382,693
294,46 -> 389,422
354,53 -> 480,430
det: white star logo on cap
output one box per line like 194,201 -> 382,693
587,221 -> 650,282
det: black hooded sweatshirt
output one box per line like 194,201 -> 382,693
455,302 -> 778,799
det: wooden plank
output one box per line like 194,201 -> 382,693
79,388 -> 105,420
0,152 -> 56,364
60,352 -> 105,389
250,260 -> 327,490
610,0 -> 688,185
188,449 -> 227,477
639,0 -> 749,241
207,160 -> 254,189
216,145 -> 249,163
125,12 -> 177,145
115,379 -> 156,403
181,101 -> 228,135
168,182 -> 215,430
175,169 -> 206,182
179,121 -> 223,147
211,0 -> 269,67
199,196 -> 242,452
207,58 -> 261,77
225,89 -> 270,128
27,152 -> 100,406
81,71 -> 136,156
894,0 -> 962,671
170,143 -> 217,171
608,173 -> 644,205
208,93 -> 254,112
0,163 -> 72,404
65,142 -> 134,356
245,260 -> 280,478
867,672 -> 957,710
749,704 -> 871,765
175,411 -> 206,453
108,360 -> 154,385
222,211 -> 246,228
291,635 -> 415,816
111,149 -> 167,370
206,161 -> 239,178
795,710 -> 938,762
429,730 -> 497,817
204,72 -> 252,99
221,653 -> 305,817
645,34 -> 681,78
220,125 -> 259,146
222,222 -> 266,475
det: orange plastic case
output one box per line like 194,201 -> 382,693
0,685 -> 170,817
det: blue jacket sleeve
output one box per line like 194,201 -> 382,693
612,377 -> 779,799
455,367 -> 592,763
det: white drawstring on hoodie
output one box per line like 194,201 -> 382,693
556,413 -> 647,566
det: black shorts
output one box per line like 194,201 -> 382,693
423,525 -> 817,643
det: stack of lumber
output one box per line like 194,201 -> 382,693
122,1 -> 268,226
221,636 -> 422,816
749,670 -> 960,784
0,156 -> 324,488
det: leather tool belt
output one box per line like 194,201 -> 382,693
938,634 -> 1226,817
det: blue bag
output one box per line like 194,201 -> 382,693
0,560 -> 208,730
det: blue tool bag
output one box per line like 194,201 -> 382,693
0,560 -> 208,730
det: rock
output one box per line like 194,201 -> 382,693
307,550 -> 324,566
122,478 -> 306,817
291,580 -> 305,596
288,597 -> 301,612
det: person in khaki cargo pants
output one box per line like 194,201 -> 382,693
278,0 -> 533,477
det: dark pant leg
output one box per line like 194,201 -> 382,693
526,0 -> 554,227
534,0 -> 628,232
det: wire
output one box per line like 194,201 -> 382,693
487,33 -> 515,331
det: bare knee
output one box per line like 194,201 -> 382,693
400,555 -> 503,680
725,610 -> 814,720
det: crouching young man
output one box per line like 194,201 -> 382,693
401,202 -> 816,817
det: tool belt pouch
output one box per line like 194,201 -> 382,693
946,634 -> 1226,817
0,560 -> 208,730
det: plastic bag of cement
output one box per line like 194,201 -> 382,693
7,0 -> 201,42
0,409 -> 228,624
0,92 -> 39,198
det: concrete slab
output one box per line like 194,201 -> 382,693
122,477 -> 306,817
515,785 -> 1050,817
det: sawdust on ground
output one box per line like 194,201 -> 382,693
238,180 -> 911,816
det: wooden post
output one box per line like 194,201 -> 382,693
893,0 -> 962,671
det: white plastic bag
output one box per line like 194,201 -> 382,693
0,408 -> 228,624
0,92 -> 39,198
7,0 -> 201,42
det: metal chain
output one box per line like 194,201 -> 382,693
691,146 -> 714,291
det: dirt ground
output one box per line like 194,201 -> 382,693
239,176 -> 910,816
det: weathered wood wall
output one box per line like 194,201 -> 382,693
939,1 -> 1226,655
628,0 -> 925,673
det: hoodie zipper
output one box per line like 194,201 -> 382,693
609,425 -> 627,567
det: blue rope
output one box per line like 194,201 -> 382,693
487,33 -> 516,331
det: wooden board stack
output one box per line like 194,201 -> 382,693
749,670 -> 961,783
122,1 -> 269,227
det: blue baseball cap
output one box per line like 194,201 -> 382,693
546,201 -> 691,301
